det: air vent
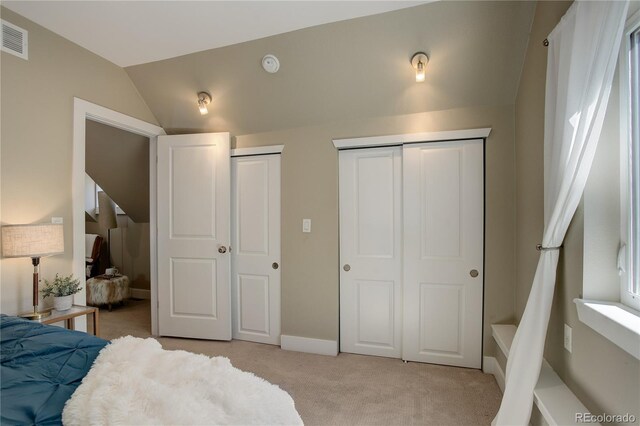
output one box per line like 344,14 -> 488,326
1,20 -> 28,60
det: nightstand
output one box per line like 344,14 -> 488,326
40,305 -> 99,336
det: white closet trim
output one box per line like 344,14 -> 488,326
231,145 -> 284,157
332,128 -> 491,150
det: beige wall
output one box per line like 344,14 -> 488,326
126,1 -> 535,136
514,1 -> 640,421
86,215 -> 150,291
2,3 -> 524,358
112,219 -> 151,296
85,120 -> 150,223
85,120 -> 151,290
111,218 -> 151,291
514,0 -> 573,319
236,104 -> 517,352
124,0 -> 534,352
0,7 -> 158,314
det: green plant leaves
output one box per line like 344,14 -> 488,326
41,273 -> 82,298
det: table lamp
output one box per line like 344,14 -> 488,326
1,223 -> 64,320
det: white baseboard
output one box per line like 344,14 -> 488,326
280,335 -> 338,356
482,356 -> 495,374
483,356 -> 504,392
130,288 -> 151,300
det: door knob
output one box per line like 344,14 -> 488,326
218,246 -> 227,254
343,264 -> 351,272
272,262 -> 279,270
470,269 -> 479,278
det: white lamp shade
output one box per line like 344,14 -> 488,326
1,223 -> 64,258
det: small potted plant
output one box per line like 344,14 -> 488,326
41,273 -> 82,311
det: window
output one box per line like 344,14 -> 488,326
574,10 -> 640,359
621,14 -> 640,311
94,183 -> 125,216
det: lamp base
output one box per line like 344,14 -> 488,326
19,310 -> 51,321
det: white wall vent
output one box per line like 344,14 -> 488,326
1,20 -> 28,60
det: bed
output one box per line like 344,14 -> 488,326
0,314 -> 107,425
1,315 -> 303,425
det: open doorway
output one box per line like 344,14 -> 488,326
84,120 -> 152,338
72,98 -> 165,337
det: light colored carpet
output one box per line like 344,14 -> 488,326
89,300 -> 502,426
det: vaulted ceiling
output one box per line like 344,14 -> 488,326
124,1 -> 536,136
4,1 -> 536,137
85,121 -> 150,223
2,1 -> 429,67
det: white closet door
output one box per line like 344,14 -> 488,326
402,139 -> 484,368
157,133 -> 231,340
231,154 -> 281,345
339,147 -> 403,358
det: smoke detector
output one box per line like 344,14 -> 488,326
262,54 -> 280,73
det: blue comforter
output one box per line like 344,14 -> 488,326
0,314 -> 108,425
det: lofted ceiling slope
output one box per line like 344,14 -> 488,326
2,1 -> 429,67
125,1 -> 536,137
86,121 -> 150,224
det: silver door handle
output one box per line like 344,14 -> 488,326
343,264 -> 351,272
470,269 -> 479,278
218,246 -> 227,254
272,262 -> 279,270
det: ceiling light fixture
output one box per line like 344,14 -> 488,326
411,52 -> 429,83
197,91 -> 212,115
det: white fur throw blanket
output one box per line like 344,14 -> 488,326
62,336 -> 303,426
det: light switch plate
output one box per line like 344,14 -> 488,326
302,219 -> 311,233
51,217 -> 63,224
564,324 -> 572,353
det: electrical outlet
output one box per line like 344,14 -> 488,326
302,219 -> 311,233
51,217 -> 63,224
564,324 -> 572,353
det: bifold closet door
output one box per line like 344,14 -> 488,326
402,139 -> 484,368
231,154 -> 281,345
157,133 -> 231,340
339,147 -> 403,358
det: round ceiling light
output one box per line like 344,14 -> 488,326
262,54 -> 280,73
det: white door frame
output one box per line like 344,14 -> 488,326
230,145 -> 283,344
230,152 -> 282,345
402,139 -> 484,368
231,145 -> 284,157
339,146 -> 403,358
333,127 -> 490,364
332,128 -> 491,149
157,132 -> 231,339
72,98 -> 165,334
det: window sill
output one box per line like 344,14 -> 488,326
574,299 -> 640,360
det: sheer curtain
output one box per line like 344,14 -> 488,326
493,1 -> 629,425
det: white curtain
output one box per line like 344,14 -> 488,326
493,1 -> 629,425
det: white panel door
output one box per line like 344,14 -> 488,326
339,147 -> 402,358
402,139 -> 484,368
157,133 -> 231,340
231,154 -> 281,345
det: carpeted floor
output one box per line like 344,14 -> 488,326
89,300 -> 502,425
